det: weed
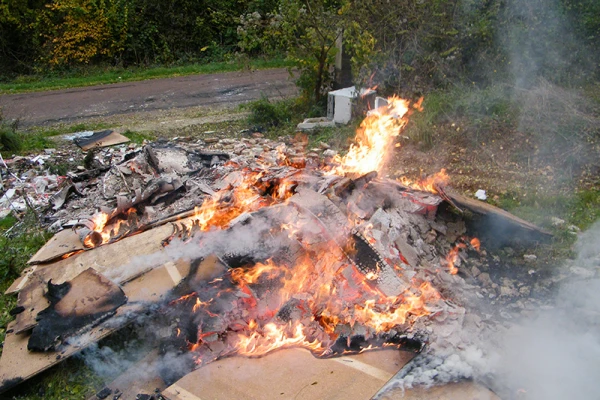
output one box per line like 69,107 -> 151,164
307,123 -> 358,150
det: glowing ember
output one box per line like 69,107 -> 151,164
444,237 -> 481,274
445,243 -> 466,275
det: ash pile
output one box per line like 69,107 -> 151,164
0,98 -> 553,398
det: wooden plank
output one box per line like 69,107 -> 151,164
162,348 -> 415,400
0,259 -> 190,393
28,229 -> 84,265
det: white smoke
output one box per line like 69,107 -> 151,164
380,221 -> 600,398
491,221 -> 600,400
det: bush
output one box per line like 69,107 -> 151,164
246,97 -> 296,127
0,116 -> 22,152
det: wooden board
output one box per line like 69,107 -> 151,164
0,260 -> 190,393
28,229 -> 84,265
162,348 -> 415,400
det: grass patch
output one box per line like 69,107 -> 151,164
404,84 -> 518,149
122,130 -> 155,144
0,58 -> 293,95
2,357 -> 101,400
306,123 -> 358,150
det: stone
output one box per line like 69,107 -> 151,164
323,149 -> 337,158
297,117 -> 335,131
523,254 -> 537,262
477,272 -> 493,287
551,217 -> 565,226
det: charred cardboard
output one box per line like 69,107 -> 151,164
161,348 -> 415,400
27,228 -> 84,265
13,275 -> 49,334
8,223 -> 174,330
28,268 -> 127,352
74,130 -> 130,151
0,259 -> 191,393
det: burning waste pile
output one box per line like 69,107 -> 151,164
0,96 -> 553,398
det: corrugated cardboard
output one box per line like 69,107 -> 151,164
162,348 -> 415,400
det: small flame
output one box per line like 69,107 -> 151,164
445,243 -> 467,275
398,169 -> 450,194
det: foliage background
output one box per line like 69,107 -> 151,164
1,0 -> 598,93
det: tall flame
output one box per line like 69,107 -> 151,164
331,96 -> 412,175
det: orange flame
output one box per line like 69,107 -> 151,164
330,96 -> 412,175
398,169 -> 450,194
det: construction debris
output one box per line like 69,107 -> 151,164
0,97 -> 556,399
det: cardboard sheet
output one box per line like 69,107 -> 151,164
382,381 -> 501,400
8,223 -> 175,331
27,268 -> 127,351
162,348 -> 415,400
74,130 -> 130,151
28,229 -> 84,265
0,260 -> 190,393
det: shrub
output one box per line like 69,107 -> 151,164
0,116 -> 22,152
246,96 -> 295,127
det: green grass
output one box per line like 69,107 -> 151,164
122,129 -> 155,144
0,58 -> 294,95
2,357 -> 101,400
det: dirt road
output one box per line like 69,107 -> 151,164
0,68 -> 297,127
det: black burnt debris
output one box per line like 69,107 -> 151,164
28,268 -> 127,352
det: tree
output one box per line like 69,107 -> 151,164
240,0 -> 374,105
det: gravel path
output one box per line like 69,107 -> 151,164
0,68 -> 297,127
